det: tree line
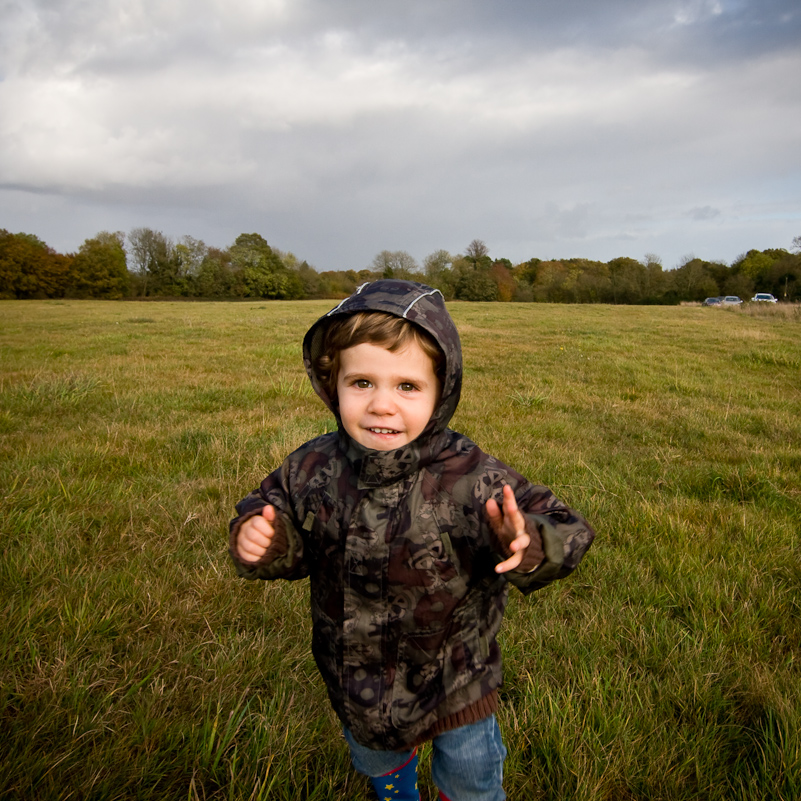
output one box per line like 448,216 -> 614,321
2,228 -> 800,304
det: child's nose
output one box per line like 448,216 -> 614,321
367,387 -> 396,414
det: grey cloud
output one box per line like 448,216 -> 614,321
9,1 -> 801,77
1,0 -> 799,271
688,206 -> 721,220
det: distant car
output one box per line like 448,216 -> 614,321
751,293 -> 777,303
720,296 -> 743,305
702,297 -> 722,306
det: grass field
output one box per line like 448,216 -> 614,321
1,299 -> 799,801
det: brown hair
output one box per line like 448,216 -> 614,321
316,312 -> 445,399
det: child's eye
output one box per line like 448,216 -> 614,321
399,382 -> 418,392
354,379 -> 371,389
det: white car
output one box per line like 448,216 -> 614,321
751,293 -> 777,303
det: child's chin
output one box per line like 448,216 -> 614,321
359,430 -> 409,450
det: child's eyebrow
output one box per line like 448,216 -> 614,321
339,369 -> 372,381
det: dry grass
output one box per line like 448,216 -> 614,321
1,299 -> 800,800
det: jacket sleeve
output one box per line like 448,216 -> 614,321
228,461 -> 309,582
486,476 -> 596,595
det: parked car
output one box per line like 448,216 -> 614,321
702,297 -> 722,306
720,296 -> 743,305
751,293 -> 777,303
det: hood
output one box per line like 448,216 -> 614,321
302,280 -> 463,486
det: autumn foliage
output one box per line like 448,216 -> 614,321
1,228 -> 800,303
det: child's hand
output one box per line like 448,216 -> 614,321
486,484 -> 532,573
236,505 -> 276,563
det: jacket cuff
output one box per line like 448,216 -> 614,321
508,514 -> 565,580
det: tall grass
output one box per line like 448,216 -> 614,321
1,300 -> 799,800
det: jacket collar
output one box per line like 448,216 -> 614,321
343,429 -> 452,488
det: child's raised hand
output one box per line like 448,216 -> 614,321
236,505 -> 276,563
486,484 -> 531,573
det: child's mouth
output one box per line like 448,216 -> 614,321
368,427 -> 400,435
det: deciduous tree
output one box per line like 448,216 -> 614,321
514,258 -> 541,287
230,233 -> 305,298
423,249 -> 452,282
194,248 -> 243,297
735,249 -> 780,288
766,251 -> 801,301
608,257 -> 647,304
70,231 -> 129,298
672,256 -> 719,302
421,249 -> 454,297
174,236 -> 208,280
455,269 -> 498,301
127,228 -> 179,296
0,230 -> 72,298
464,239 -> 490,267
489,261 -> 515,302
371,250 -> 419,280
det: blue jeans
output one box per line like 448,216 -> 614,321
344,715 -> 507,801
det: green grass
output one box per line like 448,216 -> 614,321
1,300 -> 799,800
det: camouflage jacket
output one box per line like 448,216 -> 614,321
229,280 -> 595,751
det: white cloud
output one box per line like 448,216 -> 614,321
673,0 -> 724,26
1,0 -> 799,268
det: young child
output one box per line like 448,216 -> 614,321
229,280 -> 595,800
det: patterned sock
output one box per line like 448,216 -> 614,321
370,749 -> 419,801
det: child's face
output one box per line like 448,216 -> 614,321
336,339 -> 439,451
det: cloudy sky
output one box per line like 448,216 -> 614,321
2,0 -> 800,271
